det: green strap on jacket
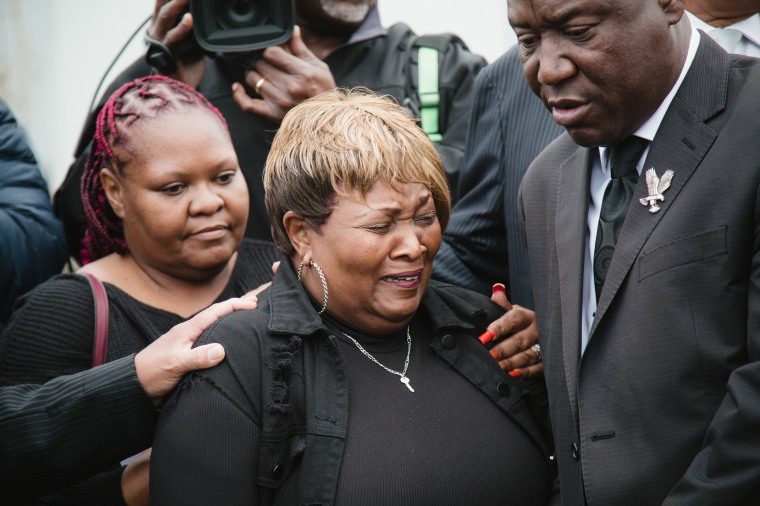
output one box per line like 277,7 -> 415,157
417,46 -> 442,142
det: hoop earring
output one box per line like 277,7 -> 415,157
297,259 -> 328,314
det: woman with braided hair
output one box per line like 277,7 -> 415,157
0,75 -> 279,505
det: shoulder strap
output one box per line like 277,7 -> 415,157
416,44 -> 442,142
81,273 -> 109,367
411,34 -> 459,143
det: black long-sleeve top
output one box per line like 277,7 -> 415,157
0,238 -> 279,505
0,355 -> 155,502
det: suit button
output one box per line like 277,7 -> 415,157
571,442 -> 580,461
441,334 -> 456,349
497,382 -> 510,396
272,463 -> 283,480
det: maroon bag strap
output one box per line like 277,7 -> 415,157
81,273 -> 109,367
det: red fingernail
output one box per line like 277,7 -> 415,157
508,369 -> 523,378
478,329 -> 496,345
490,350 -> 499,360
492,283 -> 506,295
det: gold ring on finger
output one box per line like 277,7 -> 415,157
255,77 -> 266,95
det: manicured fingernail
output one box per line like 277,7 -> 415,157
508,369 -> 523,378
478,329 -> 496,345
492,283 -> 506,295
490,350 -> 499,360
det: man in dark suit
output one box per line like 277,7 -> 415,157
512,0 -> 760,503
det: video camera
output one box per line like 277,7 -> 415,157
191,0 -> 294,53
146,0 -> 294,73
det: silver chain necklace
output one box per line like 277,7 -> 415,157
342,326 -> 414,393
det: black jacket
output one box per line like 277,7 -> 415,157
0,99 -> 67,325
151,260 -> 553,505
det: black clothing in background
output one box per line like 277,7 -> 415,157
433,46 -> 563,304
0,99 -> 67,325
54,12 -> 486,263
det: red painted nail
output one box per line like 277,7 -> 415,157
478,329 -> 496,345
490,350 -> 499,360
492,283 -> 506,295
508,369 -> 524,378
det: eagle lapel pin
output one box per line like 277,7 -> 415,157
639,168 -> 674,213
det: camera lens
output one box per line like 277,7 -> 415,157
219,0 -> 263,28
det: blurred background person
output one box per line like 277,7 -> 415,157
432,46 -> 561,308
686,0 -> 760,55
0,75 -> 278,505
150,88 -> 553,505
0,98 -> 67,329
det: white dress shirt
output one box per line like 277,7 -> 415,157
580,24 -> 701,354
687,11 -> 760,57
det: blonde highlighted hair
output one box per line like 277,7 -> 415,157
264,87 -> 451,256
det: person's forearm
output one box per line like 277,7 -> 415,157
1,355 -> 156,500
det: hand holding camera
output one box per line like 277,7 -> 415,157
232,25 -> 337,124
146,0 -> 206,88
145,0 -> 324,123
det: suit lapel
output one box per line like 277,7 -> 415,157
590,35 -> 729,336
555,146 -> 592,418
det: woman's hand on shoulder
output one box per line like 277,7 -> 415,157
134,297 -> 257,403
482,283 -> 543,378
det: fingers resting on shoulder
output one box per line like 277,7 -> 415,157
133,297 -> 257,403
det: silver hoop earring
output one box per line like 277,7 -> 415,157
297,259 -> 328,314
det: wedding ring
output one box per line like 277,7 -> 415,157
530,344 -> 542,362
255,77 -> 266,95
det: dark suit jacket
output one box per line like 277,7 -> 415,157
519,35 -> 760,505
0,356 -> 156,501
434,46 -> 563,307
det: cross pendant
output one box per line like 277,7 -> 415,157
400,376 -> 414,392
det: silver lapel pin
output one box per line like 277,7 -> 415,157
639,168 -> 674,213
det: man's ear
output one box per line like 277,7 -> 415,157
282,210 -> 313,263
100,168 -> 125,219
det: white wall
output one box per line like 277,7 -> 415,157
0,0 -> 515,193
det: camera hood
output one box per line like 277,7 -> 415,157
191,0 -> 294,53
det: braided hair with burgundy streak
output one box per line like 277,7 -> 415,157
80,75 -> 227,264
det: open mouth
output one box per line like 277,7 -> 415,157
551,102 -> 590,128
547,96 -> 591,129
381,271 -> 422,288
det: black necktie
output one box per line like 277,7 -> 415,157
593,136 -> 648,301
